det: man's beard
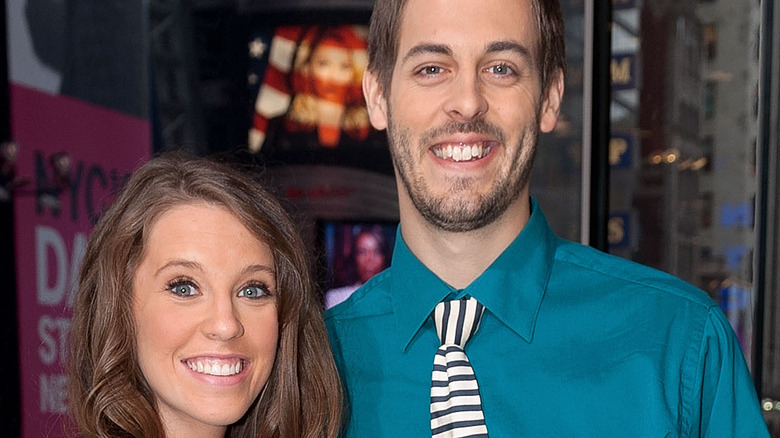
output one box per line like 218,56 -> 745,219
387,113 -> 539,232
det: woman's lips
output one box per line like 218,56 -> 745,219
184,357 -> 245,377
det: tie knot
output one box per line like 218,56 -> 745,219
433,298 -> 485,347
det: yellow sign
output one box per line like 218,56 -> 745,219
611,54 -> 636,89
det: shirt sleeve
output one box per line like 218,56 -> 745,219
693,306 -> 769,437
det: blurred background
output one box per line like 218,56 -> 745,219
1,0 -> 780,435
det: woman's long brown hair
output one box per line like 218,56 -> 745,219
68,152 -> 343,437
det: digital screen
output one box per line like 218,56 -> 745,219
247,23 -> 392,174
319,220 -> 397,308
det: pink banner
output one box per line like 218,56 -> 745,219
11,84 -> 150,437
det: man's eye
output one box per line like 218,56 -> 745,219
419,66 -> 443,75
238,284 -> 271,299
168,281 -> 197,297
487,64 -> 514,75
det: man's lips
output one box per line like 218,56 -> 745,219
431,141 -> 498,162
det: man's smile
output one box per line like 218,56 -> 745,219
431,142 -> 497,162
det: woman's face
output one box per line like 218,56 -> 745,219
309,44 -> 354,103
354,232 -> 386,284
133,203 -> 279,436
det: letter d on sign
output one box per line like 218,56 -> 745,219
36,226 -> 67,306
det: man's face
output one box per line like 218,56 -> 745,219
364,0 -> 563,232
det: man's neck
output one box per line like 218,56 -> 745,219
400,194 -> 531,290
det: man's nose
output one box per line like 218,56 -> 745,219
443,71 -> 489,121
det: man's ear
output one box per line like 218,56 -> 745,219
539,69 -> 564,133
363,69 -> 389,131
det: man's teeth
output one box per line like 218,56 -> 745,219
186,360 -> 243,376
433,143 -> 491,162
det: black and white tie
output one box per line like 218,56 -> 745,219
430,298 -> 489,437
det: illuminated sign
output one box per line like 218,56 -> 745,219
720,202 -> 753,228
611,54 -> 637,90
610,133 -> 633,168
608,212 -> 630,248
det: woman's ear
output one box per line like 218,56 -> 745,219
539,69 -> 565,133
362,69 -> 389,130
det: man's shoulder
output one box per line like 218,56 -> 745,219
552,237 -> 716,310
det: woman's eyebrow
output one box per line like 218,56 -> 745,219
155,259 -> 203,277
241,264 -> 276,277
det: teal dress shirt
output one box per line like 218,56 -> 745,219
325,199 -> 768,437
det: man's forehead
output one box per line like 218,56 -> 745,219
395,0 -> 537,59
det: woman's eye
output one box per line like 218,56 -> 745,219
168,281 -> 197,297
238,284 -> 271,299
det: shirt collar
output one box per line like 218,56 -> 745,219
391,197 -> 556,351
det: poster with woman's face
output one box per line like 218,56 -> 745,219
248,25 -> 392,175
320,221 -> 397,309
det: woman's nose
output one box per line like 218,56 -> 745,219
200,296 -> 244,341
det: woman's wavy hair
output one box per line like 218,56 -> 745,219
68,152 -> 343,437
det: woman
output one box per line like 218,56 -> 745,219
68,152 -> 343,437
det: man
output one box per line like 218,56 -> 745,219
325,0 -> 769,436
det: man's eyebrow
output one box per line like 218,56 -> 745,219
402,43 -> 452,63
486,40 -> 533,61
401,41 -> 533,64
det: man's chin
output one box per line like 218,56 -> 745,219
418,204 -> 499,232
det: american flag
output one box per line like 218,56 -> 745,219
249,25 -> 369,152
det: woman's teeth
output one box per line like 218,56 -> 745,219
185,360 -> 243,376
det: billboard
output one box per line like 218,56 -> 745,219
6,1 -> 150,435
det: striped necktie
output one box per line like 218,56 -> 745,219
430,298 -> 489,437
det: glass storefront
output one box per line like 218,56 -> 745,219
532,0 -> 585,241
607,0 -> 762,368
